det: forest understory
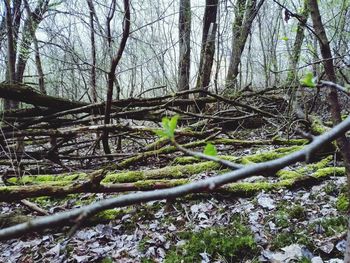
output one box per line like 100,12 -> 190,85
0,84 -> 349,262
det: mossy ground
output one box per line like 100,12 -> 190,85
1,141 -> 349,262
163,217 -> 259,263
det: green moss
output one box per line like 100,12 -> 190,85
164,219 -> 258,262
312,167 -> 345,178
101,257 -> 114,263
138,236 -> 151,253
240,146 -> 302,164
9,173 -> 85,185
336,194 -> 349,212
288,205 -> 307,220
276,170 -> 301,180
103,162 -> 221,183
274,211 -> 289,228
172,156 -> 200,165
94,209 -> 125,220
297,257 -> 312,263
271,230 -> 312,250
311,118 -> 327,135
297,156 -> 333,175
324,181 -> 338,196
0,187 -> 11,193
310,216 -> 348,237
226,182 -> 273,194
133,179 -> 189,190
272,136 -> 308,146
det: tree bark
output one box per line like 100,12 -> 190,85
178,0 -> 191,97
226,0 -> 265,89
195,0 -> 218,111
0,83 -> 87,110
102,0 -> 130,155
87,0 -> 98,104
287,0 -> 310,84
15,0 -> 49,84
4,0 -> 18,110
308,1 -> 350,261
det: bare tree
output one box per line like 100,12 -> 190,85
87,0 -> 98,103
194,0 -> 218,111
226,0 -> 265,90
102,0 -> 131,155
308,0 -> 350,260
4,0 -> 18,110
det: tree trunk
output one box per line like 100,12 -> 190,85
23,0 -> 47,94
4,0 -> 18,110
178,0 -> 191,97
226,0 -> 265,90
87,0 -> 98,103
287,0 -> 310,84
102,0 -> 130,155
195,0 -> 218,111
15,0 -> 49,84
308,1 -> 350,261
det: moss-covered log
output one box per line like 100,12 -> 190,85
108,139 -> 308,170
0,165 -> 344,201
8,145 -> 303,186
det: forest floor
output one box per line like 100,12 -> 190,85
0,92 -> 348,262
0,147 -> 348,263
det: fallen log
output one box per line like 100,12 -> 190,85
0,166 -> 344,201
0,83 -> 87,110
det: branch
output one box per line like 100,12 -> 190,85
173,141 -> 243,170
318,80 -> 350,97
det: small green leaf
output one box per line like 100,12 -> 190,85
155,115 -> 180,140
169,115 -> 179,133
154,129 -> 168,138
203,143 -> 217,156
300,72 -> 316,88
280,36 -> 289,41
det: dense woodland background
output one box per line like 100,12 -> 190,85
1,0 -> 349,100
2,0 -> 350,262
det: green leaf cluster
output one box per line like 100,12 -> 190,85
155,115 -> 179,140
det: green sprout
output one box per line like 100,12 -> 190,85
203,143 -> 218,156
155,115 -> 179,141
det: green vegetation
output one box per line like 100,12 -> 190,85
310,216 -> 348,237
164,219 -> 258,262
271,230 -> 312,250
288,205 -> 307,220
336,194 -> 349,212
300,72 -> 315,88
274,211 -> 289,228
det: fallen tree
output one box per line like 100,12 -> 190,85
0,83 -> 87,110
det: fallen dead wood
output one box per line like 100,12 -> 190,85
0,124 -> 220,139
0,83 -> 87,110
0,166 -> 343,201
0,115 -> 348,240
6,146 -> 308,187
